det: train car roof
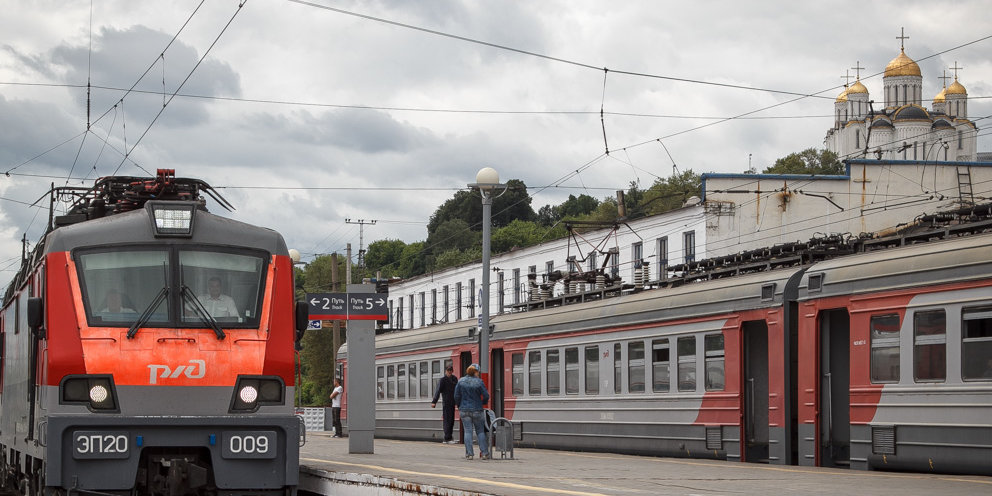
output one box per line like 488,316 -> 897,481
44,205 -> 288,255
798,231 -> 992,300
340,267 -> 801,358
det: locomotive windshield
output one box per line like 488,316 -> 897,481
77,246 -> 268,329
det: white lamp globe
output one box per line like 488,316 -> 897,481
476,167 -> 499,185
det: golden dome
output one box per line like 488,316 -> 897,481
933,87 -> 946,103
884,49 -> 922,77
946,78 -> 967,95
836,88 -> 849,102
847,79 -> 868,94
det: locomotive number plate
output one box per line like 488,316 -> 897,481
73,431 -> 130,459
221,431 -> 277,459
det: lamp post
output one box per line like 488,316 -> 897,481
469,167 -> 507,383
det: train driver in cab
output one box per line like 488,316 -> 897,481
200,276 -> 239,319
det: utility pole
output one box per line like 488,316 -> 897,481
345,219 -> 376,276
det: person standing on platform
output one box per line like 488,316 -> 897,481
329,377 -> 344,438
453,363 -> 491,460
431,364 -> 458,444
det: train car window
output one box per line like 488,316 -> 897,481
410,363 -> 419,398
677,336 -> 697,392
705,334 -> 726,391
443,359 -> 453,375
397,363 -> 407,399
961,306 -> 992,381
386,365 -> 396,399
377,366 -> 385,400
565,347 -> 579,394
528,351 -> 543,395
913,310 -> 946,382
870,314 -> 901,383
613,343 -> 622,393
79,250 -> 169,326
511,353 -> 524,395
584,346 -> 599,395
179,250 -> 266,327
547,349 -> 560,395
420,361 -> 430,398
652,339 -> 671,392
628,341 -> 645,393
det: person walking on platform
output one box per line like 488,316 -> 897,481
431,364 -> 458,444
329,377 -> 344,438
453,363 -> 490,460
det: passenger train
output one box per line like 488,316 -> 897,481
339,212 -> 992,475
0,170 -> 308,495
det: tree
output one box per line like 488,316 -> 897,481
427,219 -> 478,256
397,241 -> 428,278
363,239 -> 406,279
639,169 -> 701,216
297,254 -> 346,406
764,148 -> 844,175
427,179 -> 536,233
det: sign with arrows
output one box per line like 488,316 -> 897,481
307,292 -> 388,321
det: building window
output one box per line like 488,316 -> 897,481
511,353 -> 524,395
870,314 -> 901,383
584,346 -> 599,395
914,310 -> 946,382
388,300 -> 394,328
652,338 -> 670,393
855,129 -> 860,148
397,299 -> 404,329
613,343 -> 622,394
683,231 -> 696,264
546,349 -> 560,395
497,271 -> 505,314
631,241 -> 643,282
408,295 -> 414,328
705,334 -> 725,391
442,285 -> 450,323
512,269 -> 520,305
528,351 -> 542,395
657,237 -> 668,280
588,252 -> 597,273
959,130 -> 964,150
677,336 -> 696,392
628,341 -> 645,393
545,260 -> 554,277
456,282 -> 462,321
468,279 -> 476,319
962,305 -> 992,380
565,347 -> 579,394
418,292 -> 425,327
430,289 -> 437,325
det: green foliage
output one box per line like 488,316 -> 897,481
295,254 -> 346,406
536,194 -> 599,226
427,180 -> 536,233
364,239 -> 406,278
433,247 -> 483,271
397,241 -> 428,277
764,148 -> 844,175
427,218 -> 478,256
639,169 -> 702,216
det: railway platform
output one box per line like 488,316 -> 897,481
298,432 -> 992,495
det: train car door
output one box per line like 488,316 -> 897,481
743,321 -> 769,463
490,348 -> 504,417
819,309 -> 850,467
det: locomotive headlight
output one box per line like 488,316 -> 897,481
89,384 -> 109,403
147,201 -> 196,237
230,376 -> 285,413
239,385 -> 259,404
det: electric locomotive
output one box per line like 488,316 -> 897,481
0,170 -> 309,495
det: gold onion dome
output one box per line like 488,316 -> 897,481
847,79 -> 868,94
946,78 -> 967,95
933,87 -> 946,103
836,88 -> 849,102
884,49 -> 922,77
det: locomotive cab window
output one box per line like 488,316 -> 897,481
79,250 -> 169,326
180,250 -> 266,327
962,306 -> 992,381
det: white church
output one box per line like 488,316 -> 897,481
824,33 -> 977,162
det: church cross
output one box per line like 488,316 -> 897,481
938,70 -> 951,88
897,27 -> 909,51
841,69 -> 853,86
950,61 -> 964,80
851,61 -> 865,80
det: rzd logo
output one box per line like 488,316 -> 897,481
148,360 -> 206,384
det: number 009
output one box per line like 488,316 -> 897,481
228,434 -> 269,454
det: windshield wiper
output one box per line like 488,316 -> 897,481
126,286 -> 168,339
181,285 -> 226,340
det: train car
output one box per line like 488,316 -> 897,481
0,171 -> 309,495
338,218 -> 992,475
797,230 -> 992,474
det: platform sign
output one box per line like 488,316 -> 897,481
306,292 -> 388,321
307,320 -> 322,330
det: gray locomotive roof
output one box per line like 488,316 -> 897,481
44,206 -> 288,255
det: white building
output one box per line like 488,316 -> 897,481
824,39 -> 977,162
384,204 -> 706,330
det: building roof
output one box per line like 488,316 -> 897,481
892,104 -> 930,121
946,78 -> 967,95
884,49 -> 922,77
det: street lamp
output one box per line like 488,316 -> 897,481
469,167 -> 507,382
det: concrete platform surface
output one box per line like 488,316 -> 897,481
299,433 -> 992,496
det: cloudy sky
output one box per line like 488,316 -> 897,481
1,0 -> 990,286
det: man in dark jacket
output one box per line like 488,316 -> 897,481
431,364 -> 458,443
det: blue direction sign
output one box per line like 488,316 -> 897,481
306,292 -> 388,321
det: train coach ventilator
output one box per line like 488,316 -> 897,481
489,416 -> 515,460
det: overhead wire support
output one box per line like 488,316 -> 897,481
600,68 -> 610,155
